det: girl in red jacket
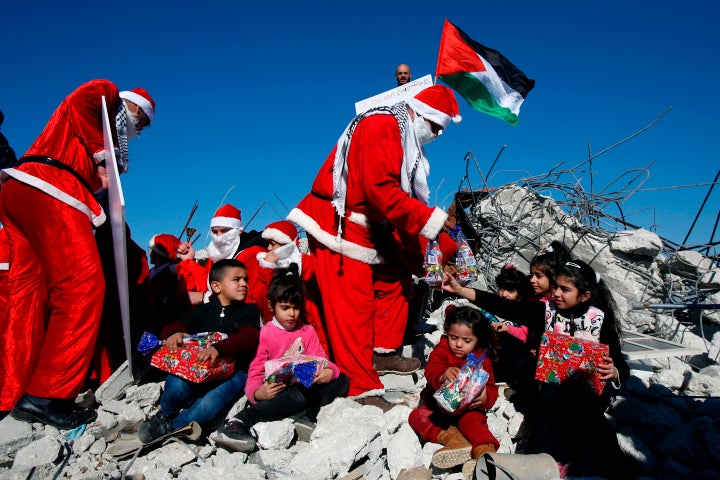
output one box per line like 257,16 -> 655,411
408,305 -> 499,476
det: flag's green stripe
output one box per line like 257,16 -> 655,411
440,72 -> 519,126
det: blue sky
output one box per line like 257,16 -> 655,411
2,1 -> 718,253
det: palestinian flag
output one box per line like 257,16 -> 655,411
436,19 -> 535,125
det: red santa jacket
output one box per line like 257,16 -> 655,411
288,114 -> 447,265
1,79 -> 121,227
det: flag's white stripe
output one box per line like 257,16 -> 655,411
470,54 -> 526,115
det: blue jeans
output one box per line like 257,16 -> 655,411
161,370 -> 248,429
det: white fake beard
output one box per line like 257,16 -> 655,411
413,116 -> 436,146
206,229 -> 241,261
126,110 -> 140,140
273,242 -> 303,274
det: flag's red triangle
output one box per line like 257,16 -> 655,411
436,19 -> 486,77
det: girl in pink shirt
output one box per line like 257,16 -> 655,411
212,264 -> 349,452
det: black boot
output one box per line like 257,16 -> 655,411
11,394 -> 97,429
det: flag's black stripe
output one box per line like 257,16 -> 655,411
452,21 -> 536,98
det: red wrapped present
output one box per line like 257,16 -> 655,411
151,332 -> 235,383
535,332 -> 609,395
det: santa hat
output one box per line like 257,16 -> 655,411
262,221 -> 298,245
149,234 -> 180,260
407,85 -> 461,129
119,88 -> 156,125
210,204 -> 243,231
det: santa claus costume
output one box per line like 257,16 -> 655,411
288,85 -> 461,397
0,80 -> 155,425
0,227 -> 9,312
255,220 -> 329,353
204,204 -> 267,307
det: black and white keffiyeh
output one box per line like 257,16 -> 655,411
331,102 -> 431,238
114,103 -> 130,173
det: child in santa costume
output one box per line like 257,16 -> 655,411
149,233 -> 208,329
255,220 -> 328,353
287,85 -> 461,404
0,80 -> 155,429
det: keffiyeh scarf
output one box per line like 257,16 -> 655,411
331,102 -> 431,238
114,103 -> 130,173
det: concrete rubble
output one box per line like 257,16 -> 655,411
1,185 -> 719,479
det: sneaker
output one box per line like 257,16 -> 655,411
355,395 -> 396,413
372,351 -> 421,375
211,418 -> 256,453
137,413 -> 175,443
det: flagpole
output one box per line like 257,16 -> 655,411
434,19 -> 450,86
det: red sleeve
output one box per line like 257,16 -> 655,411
253,264 -> 274,323
425,338 -> 452,390
176,259 -> 210,293
65,79 -> 120,158
236,245 -> 266,306
351,116 -> 446,238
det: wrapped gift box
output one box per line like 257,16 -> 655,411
265,354 -> 328,388
433,352 -> 490,413
151,332 -> 235,383
535,332 -> 608,395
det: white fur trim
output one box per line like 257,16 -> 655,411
2,168 -> 106,227
262,227 -> 293,245
0,263 -> 8,271
210,216 -> 243,231
419,207 -> 448,239
408,98 -> 451,129
348,388 -> 386,400
119,91 -> 154,124
373,347 -> 396,354
287,208 -> 383,265
256,253 -> 277,269
348,211 -> 369,228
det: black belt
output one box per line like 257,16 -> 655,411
18,156 -> 95,195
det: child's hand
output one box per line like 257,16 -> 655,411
466,386 -> 488,410
441,272 -> 461,293
313,368 -> 333,385
196,346 -> 219,364
177,241 -> 195,262
255,381 -> 286,401
598,355 -> 619,381
165,332 -> 187,352
441,367 -> 461,383
494,323 -> 509,333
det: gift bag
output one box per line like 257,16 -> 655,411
150,332 -> 235,383
535,332 -> 609,395
424,238 -> 444,287
433,352 -> 490,413
455,230 -> 478,286
264,337 -> 328,388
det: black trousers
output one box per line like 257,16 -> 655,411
238,373 -> 350,425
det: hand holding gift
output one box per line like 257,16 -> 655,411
263,337 -> 328,388
433,352 -> 490,413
